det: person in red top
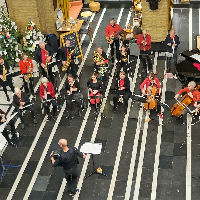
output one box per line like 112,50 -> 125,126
140,72 -> 163,118
137,29 -> 152,74
19,53 -> 34,95
174,81 -> 200,124
104,18 -> 122,63
40,77 -> 57,119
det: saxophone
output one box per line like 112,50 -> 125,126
2,65 -> 6,82
62,50 -> 74,72
93,51 -> 106,67
24,61 -> 33,82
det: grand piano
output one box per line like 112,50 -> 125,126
176,49 -> 200,86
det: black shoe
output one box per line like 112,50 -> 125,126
68,189 -> 79,197
113,106 -> 117,112
8,141 -> 15,147
21,123 -> 25,129
6,95 -> 10,102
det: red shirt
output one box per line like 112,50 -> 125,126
140,77 -> 161,92
104,24 -> 122,38
40,82 -> 55,98
41,49 -> 48,65
19,58 -> 33,74
177,87 -> 200,104
137,34 -> 151,51
120,79 -> 125,89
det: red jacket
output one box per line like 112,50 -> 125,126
137,34 -> 151,51
40,82 -> 55,99
19,58 -> 33,74
177,87 -> 200,103
104,24 -> 122,38
140,77 -> 161,92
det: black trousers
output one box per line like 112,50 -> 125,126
140,50 -> 152,72
0,76 -> 14,96
66,93 -> 83,108
1,119 -> 17,142
110,38 -> 120,59
116,61 -> 128,76
66,62 -> 78,79
41,65 -> 55,85
15,104 -> 35,124
43,98 -> 57,116
23,77 -> 34,95
113,90 -> 130,109
64,167 -> 78,193
166,52 -> 177,71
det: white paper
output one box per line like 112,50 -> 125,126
80,142 -> 102,155
190,54 -> 200,63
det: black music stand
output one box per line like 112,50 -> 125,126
80,142 -> 107,179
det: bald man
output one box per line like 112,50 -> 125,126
51,139 -> 86,197
137,30 -> 152,74
165,29 -> 180,73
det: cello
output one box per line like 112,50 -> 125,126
143,84 -> 158,110
171,85 -> 200,117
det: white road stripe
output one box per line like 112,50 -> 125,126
72,8 -> 124,200
153,52 -> 158,73
124,106 -> 144,200
186,113 -> 192,200
107,56 -> 140,200
151,62 -> 167,200
133,111 -> 150,200
199,8 -> 200,35
189,8 -> 193,51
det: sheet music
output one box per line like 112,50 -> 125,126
190,54 -> 200,63
80,142 -> 102,155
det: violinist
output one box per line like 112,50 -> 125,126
140,72 -> 162,118
174,81 -> 200,124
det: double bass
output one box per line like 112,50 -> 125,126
171,85 -> 200,117
143,84 -> 158,110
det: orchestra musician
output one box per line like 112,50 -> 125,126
104,18 -> 122,64
0,56 -> 15,102
117,45 -> 129,75
137,30 -> 152,75
0,109 -> 19,146
13,87 -> 37,129
34,41 -> 55,84
165,29 -> 180,73
140,72 -> 162,118
19,53 -> 34,96
113,71 -> 130,113
87,72 -> 104,110
65,74 -> 84,118
174,81 -> 200,124
61,40 -> 77,79
40,77 -> 57,120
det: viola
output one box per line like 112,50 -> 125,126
143,84 -> 158,110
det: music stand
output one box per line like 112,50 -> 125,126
80,142 -> 107,179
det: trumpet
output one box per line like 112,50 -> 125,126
62,50 -> 74,72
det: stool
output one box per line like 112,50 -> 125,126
89,2 -> 100,12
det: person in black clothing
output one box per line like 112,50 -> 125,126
87,73 -> 104,109
165,29 -> 180,73
117,45 -> 129,75
61,40 -> 77,78
51,139 -> 86,197
13,87 -> 37,129
34,41 -> 55,84
0,57 -> 15,102
65,74 -> 84,118
113,71 -> 131,112
0,109 -> 19,146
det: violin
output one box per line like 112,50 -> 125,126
143,84 -> 158,110
171,85 -> 200,117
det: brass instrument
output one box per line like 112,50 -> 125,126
93,51 -> 106,67
24,61 -> 33,82
2,64 -> 6,82
44,57 -> 48,73
62,50 -> 74,72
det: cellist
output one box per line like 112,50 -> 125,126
140,72 -> 162,118
174,81 -> 200,124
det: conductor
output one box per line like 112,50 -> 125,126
51,139 -> 86,197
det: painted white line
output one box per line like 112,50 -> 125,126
151,61 -> 167,200
189,8 -> 193,51
199,8 -> 200,35
133,111 -> 150,200
186,113 -> 192,200
124,106 -> 144,200
107,56 -> 140,200
153,52 -> 158,73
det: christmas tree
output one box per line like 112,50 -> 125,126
0,4 -> 21,67
23,19 -> 44,57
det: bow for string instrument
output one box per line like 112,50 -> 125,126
171,85 -> 200,117
143,84 -> 159,110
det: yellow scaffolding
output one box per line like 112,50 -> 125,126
58,0 -> 70,20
